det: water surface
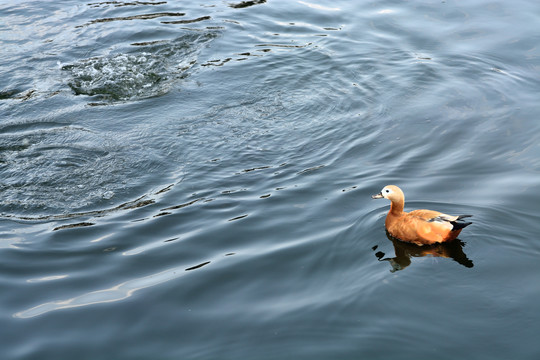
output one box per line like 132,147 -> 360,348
1,0 -> 539,359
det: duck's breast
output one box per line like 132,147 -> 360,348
385,212 -> 422,243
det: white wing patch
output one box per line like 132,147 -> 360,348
427,214 -> 458,223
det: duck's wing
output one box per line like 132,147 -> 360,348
409,210 -> 473,231
408,209 -> 448,221
431,214 -> 473,222
409,210 -> 472,223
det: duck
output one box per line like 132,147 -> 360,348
372,185 -> 472,246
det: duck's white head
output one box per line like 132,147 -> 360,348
371,185 -> 404,203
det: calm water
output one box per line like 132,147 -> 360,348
1,0 -> 540,358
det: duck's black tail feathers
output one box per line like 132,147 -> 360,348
451,215 -> 473,231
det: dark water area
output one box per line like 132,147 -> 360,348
1,0 -> 539,359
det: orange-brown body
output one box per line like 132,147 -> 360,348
372,185 -> 472,246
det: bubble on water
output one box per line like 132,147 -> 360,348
102,191 -> 115,200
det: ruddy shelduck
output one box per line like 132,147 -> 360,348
372,185 -> 472,246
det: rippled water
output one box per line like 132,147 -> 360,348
1,0 -> 540,359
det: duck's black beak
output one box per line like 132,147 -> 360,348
372,192 -> 384,199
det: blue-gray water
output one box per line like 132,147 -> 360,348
1,0 -> 540,359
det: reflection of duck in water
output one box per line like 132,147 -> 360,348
373,232 -> 474,272
372,185 -> 472,245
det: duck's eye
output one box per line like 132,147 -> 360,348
385,189 -> 390,193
